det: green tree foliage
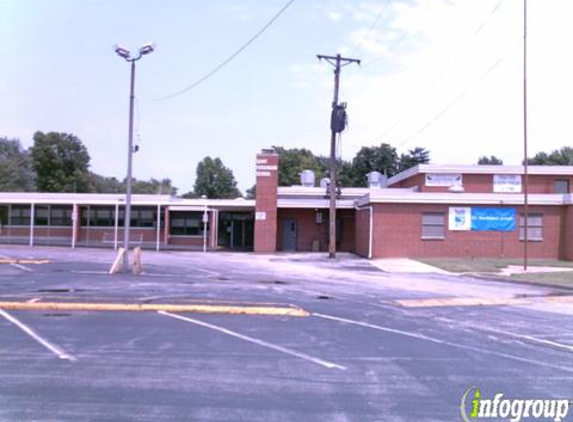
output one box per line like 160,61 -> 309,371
245,184 -> 256,199
274,146 -> 325,186
30,131 -> 93,192
528,147 -> 573,165
398,147 -> 430,171
0,137 -> 36,191
90,173 -> 121,193
132,178 -> 177,195
351,143 -> 399,186
316,155 -> 358,187
192,156 -> 241,199
478,155 -> 503,165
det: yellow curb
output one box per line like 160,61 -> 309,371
0,259 -> 50,265
0,301 -> 309,317
395,295 -> 573,308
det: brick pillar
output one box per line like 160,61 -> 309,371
254,150 -> 279,253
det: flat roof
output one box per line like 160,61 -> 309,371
388,164 -> 573,186
356,190 -> 572,207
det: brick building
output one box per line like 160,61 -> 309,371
1,149 -> 573,260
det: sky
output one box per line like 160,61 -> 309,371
1,0 -> 573,195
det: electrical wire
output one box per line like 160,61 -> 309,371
369,0 -> 506,143
396,36 -> 522,149
351,0 -> 392,57
150,0 -> 296,102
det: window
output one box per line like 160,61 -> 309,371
10,205 -> 31,226
421,212 -> 445,240
35,206 -> 49,226
50,206 -> 73,226
519,214 -> 543,241
554,179 -> 569,194
170,212 -> 207,236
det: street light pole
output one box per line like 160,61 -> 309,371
115,43 -> 154,273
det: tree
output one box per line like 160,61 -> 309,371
398,147 -> 430,171
274,146 -> 325,186
316,155 -> 358,187
351,143 -> 399,186
30,131 -> 93,192
0,137 -> 36,191
528,147 -> 573,165
192,156 -> 241,199
477,155 -> 503,165
245,184 -> 256,199
131,178 -> 177,195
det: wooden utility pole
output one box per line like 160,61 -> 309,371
317,54 -> 360,259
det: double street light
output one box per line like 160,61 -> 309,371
114,43 -> 154,272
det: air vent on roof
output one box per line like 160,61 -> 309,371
300,170 -> 315,187
320,177 -> 330,188
367,171 -> 387,188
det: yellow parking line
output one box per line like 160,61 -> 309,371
396,295 -> 573,308
0,259 -> 50,265
0,301 -> 309,317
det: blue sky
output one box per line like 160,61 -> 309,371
2,0 -> 573,194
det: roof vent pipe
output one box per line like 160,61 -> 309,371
367,171 -> 387,188
300,170 -> 315,187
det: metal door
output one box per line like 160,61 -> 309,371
282,219 -> 297,251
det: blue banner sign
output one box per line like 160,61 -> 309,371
471,208 -> 516,231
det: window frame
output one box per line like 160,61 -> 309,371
519,213 -> 543,242
421,212 -> 445,240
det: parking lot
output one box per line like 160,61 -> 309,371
0,246 -> 572,422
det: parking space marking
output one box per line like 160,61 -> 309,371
314,313 -> 573,373
158,311 -> 346,370
0,309 -> 76,362
0,254 -> 33,272
434,316 -> 573,354
395,295 -> 573,308
0,301 -> 309,316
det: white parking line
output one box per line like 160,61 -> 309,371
0,254 -> 33,272
0,309 -> 76,362
159,311 -> 346,370
314,313 -> 573,373
434,316 -> 573,353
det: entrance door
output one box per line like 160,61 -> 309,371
282,219 -> 297,251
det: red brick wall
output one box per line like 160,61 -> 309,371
355,208 -> 370,257
254,152 -> 279,253
393,173 -> 573,194
370,203 -> 565,259
276,209 -> 355,252
564,206 -> 573,260
77,227 -> 158,243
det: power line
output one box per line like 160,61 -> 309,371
151,0 -> 296,101
351,0 -> 392,56
369,0 -> 507,143
396,36 -> 522,149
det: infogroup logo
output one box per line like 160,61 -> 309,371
460,387 -> 571,422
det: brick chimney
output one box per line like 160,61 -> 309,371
254,149 -> 279,253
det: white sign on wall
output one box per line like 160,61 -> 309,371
449,207 -> 471,231
255,211 -> 267,221
426,173 -> 463,187
493,174 -> 522,193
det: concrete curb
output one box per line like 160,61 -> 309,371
0,301 -> 310,317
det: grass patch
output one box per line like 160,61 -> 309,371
508,271 -> 573,288
417,258 -> 573,274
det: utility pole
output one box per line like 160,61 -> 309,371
317,54 -> 360,259
523,0 -> 529,270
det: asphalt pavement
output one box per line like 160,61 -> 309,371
0,246 -> 572,422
